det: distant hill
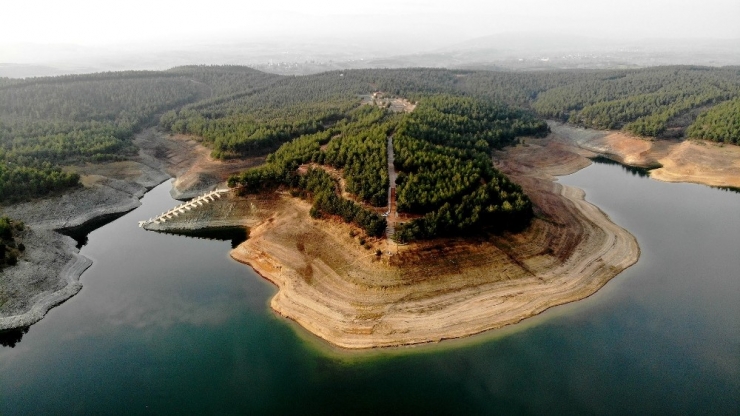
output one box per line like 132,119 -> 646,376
0,64 -> 73,79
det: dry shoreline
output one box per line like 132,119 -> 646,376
0,230 -> 91,331
548,121 -> 740,189
0,128 -> 250,331
229,188 -> 638,349
0,166 -> 168,330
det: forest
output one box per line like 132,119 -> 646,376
0,72 -> 207,202
227,94 -> 544,241
2,65 -> 739,203
158,65 -> 740,160
528,67 -> 740,138
392,96 -> 545,242
227,106 -> 391,237
685,97 -> 740,144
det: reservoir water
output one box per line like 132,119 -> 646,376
1,162 -> 738,415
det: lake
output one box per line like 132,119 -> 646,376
1,162 -> 738,415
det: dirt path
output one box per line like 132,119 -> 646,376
386,135 -> 398,240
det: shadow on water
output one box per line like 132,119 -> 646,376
590,155 -> 652,178
711,185 -> 740,194
155,227 -> 249,249
0,326 -> 29,348
57,210 -> 133,249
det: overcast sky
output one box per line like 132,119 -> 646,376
4,0 -> 739,48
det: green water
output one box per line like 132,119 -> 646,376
1,162 -> 738,415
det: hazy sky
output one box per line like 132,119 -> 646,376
5,0 -> 740,47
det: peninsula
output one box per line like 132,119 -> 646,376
2,66 -> 739,348
145,96 -> 640,348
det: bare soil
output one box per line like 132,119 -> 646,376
360,93 -> 416,113
134,130 -> 265,199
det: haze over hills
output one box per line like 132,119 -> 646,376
3,0 -> 740,77
2,33 -> 739,78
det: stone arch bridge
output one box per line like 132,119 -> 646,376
138,189 -> 230,227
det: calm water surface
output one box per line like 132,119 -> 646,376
1,163 -> 739,415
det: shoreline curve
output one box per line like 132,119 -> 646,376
222,137 -> 640,349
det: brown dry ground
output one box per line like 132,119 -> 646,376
226,135 -> 639,349
165,134 -> 264,196
549,122 -> 740,188
69,128 -> 264,198
146,131 -> 265,198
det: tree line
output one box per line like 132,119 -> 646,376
162,66 -> 740,152
530,67 -> 740,137
320,106 -> 393,206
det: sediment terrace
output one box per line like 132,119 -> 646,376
151,135 -> 640,349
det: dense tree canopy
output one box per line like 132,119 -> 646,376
0,73 -> 205,202
228,107 -> 390,237
228,94 -> 543,241
392,96 -> 544,241
686,97 -> 740,144
160,65 -> 740,154
321,106 -> 394,206
530,67 -> 740,136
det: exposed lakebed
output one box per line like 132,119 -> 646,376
1,163 -> 738,414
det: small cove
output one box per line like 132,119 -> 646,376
1,163 -> 738,415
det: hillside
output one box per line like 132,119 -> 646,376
4,64 -> 738,341
3,65 -> 739,203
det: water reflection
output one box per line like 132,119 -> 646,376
155,226 -> 249,249
711,185 -> 740,194
590,155 -> 652,177
0,326 -> 29,348
96,291 -> 237,330
58,211 -> 132,249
